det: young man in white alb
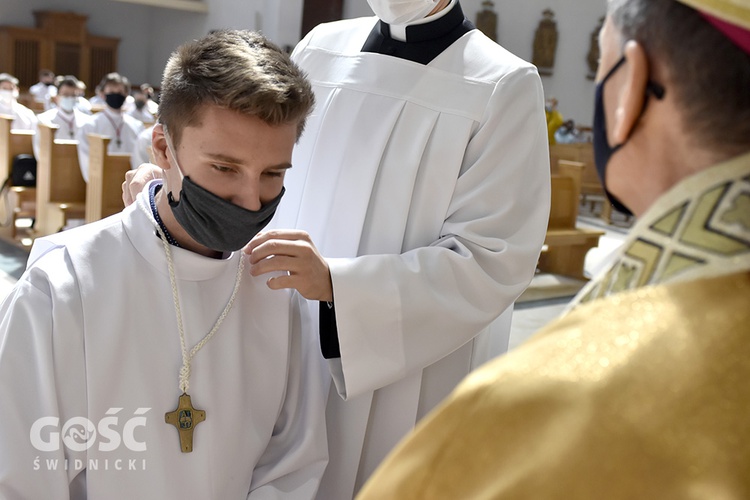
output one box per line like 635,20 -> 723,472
0,30 -> 327,499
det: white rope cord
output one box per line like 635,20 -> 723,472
137,198 -> 244,394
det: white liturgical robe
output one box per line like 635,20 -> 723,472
33,108 -> 91,158
276,13 -> 550,498
0,188 -> 328,499
0,100 -> 38,132
37,107 -> 91,140
76,108 -> 144,182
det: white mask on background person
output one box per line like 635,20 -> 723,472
59,96 -> 77,113
367,0 -> 439,25
0,89 -> 17,106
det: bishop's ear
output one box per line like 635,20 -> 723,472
151,123 -> 172,170
611,40 -> 650,144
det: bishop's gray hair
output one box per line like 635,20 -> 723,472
607,0 -> 750,153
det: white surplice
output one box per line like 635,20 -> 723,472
0,100 -> 38,133
76,108 -> 144,182
37,108 -> 91,140
276,15 -> 550,498
131,125 -> 155,170
29,81 -> 57,109
0,187 -> 328,499
33,108 -> 92,158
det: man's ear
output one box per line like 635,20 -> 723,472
611,40 -> 649,144
151,123 -> 171,170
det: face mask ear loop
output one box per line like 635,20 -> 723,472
162,127 -> 186,207
598,55 -> 627,152
600,53 -> 666,151
163,127 -> 187,179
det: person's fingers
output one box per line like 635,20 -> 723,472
122,164 -> 163,206
122,170 -> 137,206
265,273 -> 295,291
264,272 -> 333,302
261,229 -> 312,241
247,238 -> 310,264
122,181 -> 130,205
248,255 -> 298,276
245,230 -> 312,254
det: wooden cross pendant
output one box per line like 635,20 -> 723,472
165,393 -> 206,453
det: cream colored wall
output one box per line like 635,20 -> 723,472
1,0 -> 605,124
469,0 -> 606,126
343,0 -> 606,125
0,0 -> 153,86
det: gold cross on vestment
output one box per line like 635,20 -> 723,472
165,393 -> 206,453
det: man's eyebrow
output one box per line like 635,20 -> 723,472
204,152 -> 292,170
265,162 -> 293,170
203,152 -> 248,165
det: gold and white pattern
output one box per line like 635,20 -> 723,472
573,152 -> 750,306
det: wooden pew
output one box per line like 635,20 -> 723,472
538,163 -> 604,280
555,159 -> 583,199
85,134 -> 131,223
35,123 -> 86,236
549,142 -> 614,223
0,114 -> 34,183
0,114 -> 36,241
17,93 -> 45,113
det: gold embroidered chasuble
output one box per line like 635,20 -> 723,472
574,151 -> 750,305
356,153 -> 750,500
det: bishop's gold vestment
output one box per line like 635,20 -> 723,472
357,152 -> 750,499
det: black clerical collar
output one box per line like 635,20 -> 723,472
361,1 -> 475,65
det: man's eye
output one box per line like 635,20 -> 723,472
212,164 -> 233,173
264,171 -> 285,178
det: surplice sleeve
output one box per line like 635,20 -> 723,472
75,119 -> 94,183
247,292 -> 328,499
327,63 -> 551,399
0,249 -> 87,498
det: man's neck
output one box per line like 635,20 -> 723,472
154,185 -> 223,258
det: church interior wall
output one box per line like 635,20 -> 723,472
0,0 -> 153,87
344,0 -> 606,126
463,0 -> 606,127
1,0 -> 604,126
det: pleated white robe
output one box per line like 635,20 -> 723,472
0,190 -> 328,499
274,16 -> 551,499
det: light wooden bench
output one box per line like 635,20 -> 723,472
35,122 -> 86,236
85,134 -> 131,223
538,162 -> 604,280
0,114 -> 36,240
550,142 -> 614,223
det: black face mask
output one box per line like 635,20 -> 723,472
135,100 -> 147,110
105,93 -> 127,110
169,177 -> 284,252
163,127 -> 284,252
592,55 -> 665,216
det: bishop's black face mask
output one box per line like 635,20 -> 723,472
164,131 -> 284,252
593,55 -> 664,216
105,92 -> 127,110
